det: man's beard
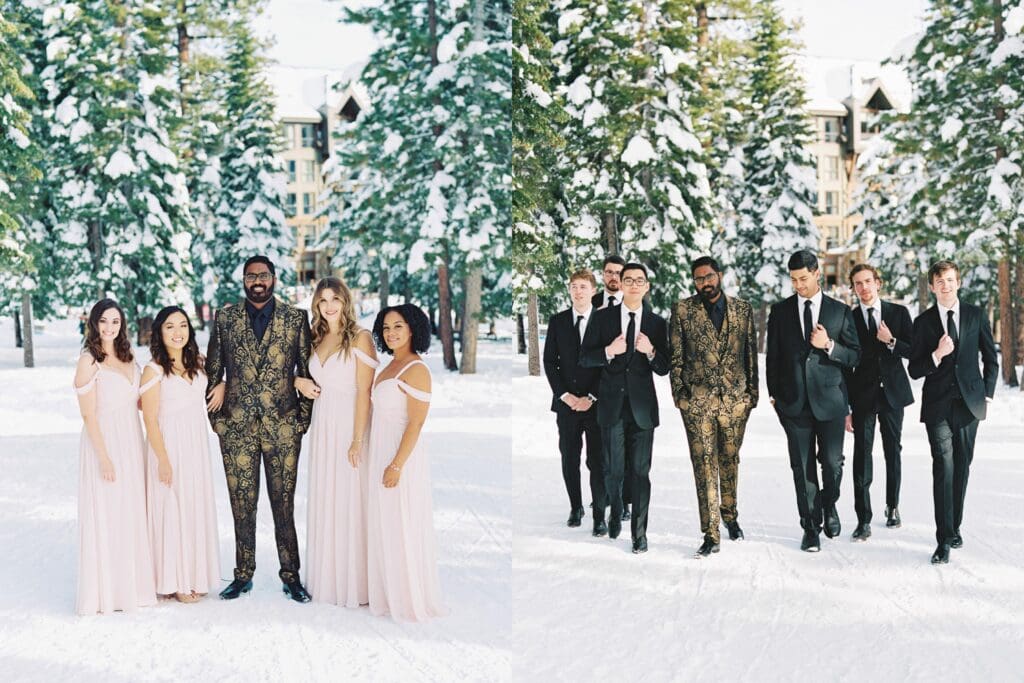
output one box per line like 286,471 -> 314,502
606,281 -> 620,292
245,282 -> 274,303
698,285 -> 720,303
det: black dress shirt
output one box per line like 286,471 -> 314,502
246,297 -> 276,343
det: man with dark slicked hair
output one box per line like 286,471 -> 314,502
766,249 -> 860,553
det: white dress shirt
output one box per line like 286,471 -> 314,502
860,298 -> 896,352
572,305 -> 592,345
932,299 -> 961,368
797,289 -> 824,337
599,291 -> 620,309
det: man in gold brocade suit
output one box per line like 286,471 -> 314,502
669,256 -> 759,558
205,255 -> 314,602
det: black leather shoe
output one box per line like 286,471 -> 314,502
592,518 -> 607,537
282,578 -> 312,603
885,506 -> 901,528
931,544 -> 950,564
567,507 -> 584,527
632,536 -> 648,554
219,578 -> 252,600
621,504 -> 631,522
851,522 -> 871,542
608,516 -> 622,540
800,529 -> 821,552
725,521 -> 744,541
823,506 -> 841,538
950,531 -> 963,549
695,537 -> 720,558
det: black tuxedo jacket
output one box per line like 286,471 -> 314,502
843,301 -> 914,410
543,308 -> 602,415
907,302 -> 998,423
592,291 -> 618,310
766,293 -> 861,421
579,304 -> 670,430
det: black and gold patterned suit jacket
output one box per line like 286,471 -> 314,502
206,298 -> 313,436
669,294 -> 759,415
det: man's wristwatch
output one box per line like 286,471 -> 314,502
886,338 -> 897,351
587,393 -> 598,403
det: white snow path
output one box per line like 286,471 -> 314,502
0,317 -> 510,682
511,348 -> 1024,681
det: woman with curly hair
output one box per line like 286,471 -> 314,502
366,303 -> 445,621
139,306 -> 220,604
295,277 -> 378,606
73,299 -> 156,615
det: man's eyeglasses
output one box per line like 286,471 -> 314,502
244,272 -> 273,283
694,273 -> 718,285
603,269 -> 623,278
622,277 -> 647,286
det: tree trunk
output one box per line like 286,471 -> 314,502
998,258 -> 1018,386
13,305 -> 22,348
516,313 -> 526,354
378,262 -> 390,308
756,303 -> 768,353
917,272 -> 930,313
527,291 -> 541,376
176,1 -> 190,116
21,292 -> 34,368
602,212 -> 619,255
437,257 -> 458,371
459,265 -> 482,374
1015,234 -> 1024,367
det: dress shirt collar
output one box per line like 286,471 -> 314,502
797,289 -> 823,309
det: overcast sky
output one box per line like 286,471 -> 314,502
257,0 -> 929,96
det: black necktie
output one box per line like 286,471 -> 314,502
626,312 -> 636,357
803,300 -> 813,346
947,310 -> 958,349
867,307 -> 877,336
574,315 -> 583,349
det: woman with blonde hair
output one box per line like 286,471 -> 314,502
295,277 -> 378,606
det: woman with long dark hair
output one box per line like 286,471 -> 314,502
295,277 -> 378,606
73,299 -> 156,615
140,306 -> 220,603
366,303 -> 445,621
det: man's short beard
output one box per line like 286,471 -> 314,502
245,282 -> 274,303
698,286 -> 720,302
606,282 -> 621,292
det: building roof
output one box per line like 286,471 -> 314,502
269,64 -> 363,122
805,97 -> 849,116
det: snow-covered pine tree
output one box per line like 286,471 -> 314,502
859,0 -> 1024,384
0,5 -> 43,360
210,6 -> 292,306
34,0 -> 194,332
553,0 -> 714,312
731,0 -> 818,320
513,0 -> 567,374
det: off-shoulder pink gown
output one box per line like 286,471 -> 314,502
75,362 -> 157,615
367,359 -> 445,622
141,363 -> 220,597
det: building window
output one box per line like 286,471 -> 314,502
825,191 -> 839,215
823,119 -> 838,143
302,160 -> 315,183
303,192 -> 315,215
825,156 -> 840,181
287,160 -> 296,183
282,124 -> 295,149
286,193 -> 297,217
826,225 -> 841,248
300,124 -> 315,148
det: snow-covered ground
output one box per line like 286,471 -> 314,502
0,317 -> 510,682
511,345 -> 1024,681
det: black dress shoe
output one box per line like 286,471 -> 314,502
800,529 -> 821,552
219,578 -> 253,600
621,504 -> 631,522
282,578 -> 312,603
608,516 -> 622,540
931,544 -> 950,564
885,506 -> 901,528
592,519 -> 607,537
695,537 -> 720,558
632,536 -> 648,554
567,507 -> 584,527
950,531 -> 963,549
823,506 -> 841,538
725,521 -> 744,541
851,522 -> 871,542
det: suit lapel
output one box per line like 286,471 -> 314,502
717,296 -> 731,352
234,302 -> 260,370
793,296 -> 806,346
